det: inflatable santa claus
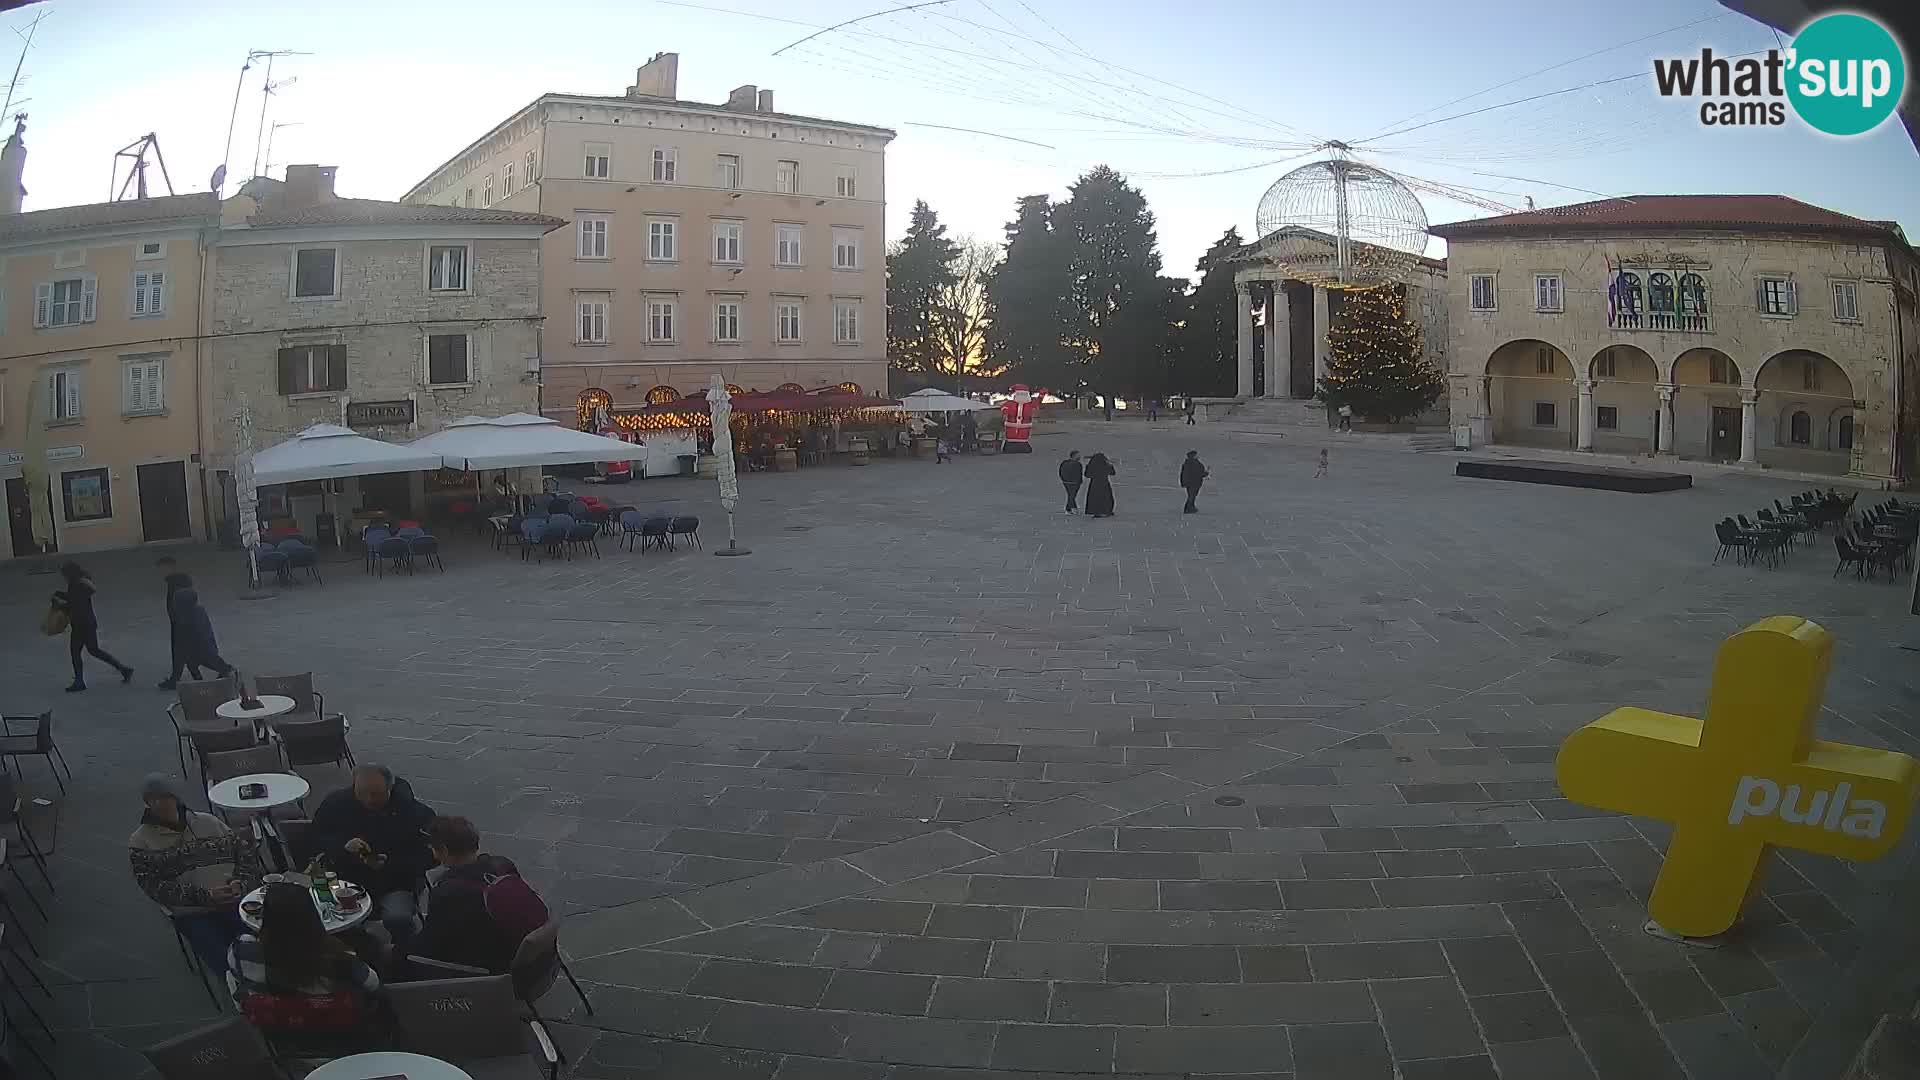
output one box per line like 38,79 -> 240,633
1000,385 -> 1041,454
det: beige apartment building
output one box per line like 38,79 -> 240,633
403,53 -> 894,421
0,118 -> 215,555
1430,195 -> 1920,482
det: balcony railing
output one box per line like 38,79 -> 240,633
1608,308 -> 1711,333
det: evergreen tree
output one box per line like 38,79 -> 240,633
1172,227 -> 1245,397
1057,166 -> 1163,405
1317,285 -> 1444,422
886,200 -> 959,375
1108,274 -> 1188,401
984,194 -> 1070,387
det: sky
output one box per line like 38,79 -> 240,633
5,0 -> 1917,280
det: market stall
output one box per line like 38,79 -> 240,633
614,385 -> 905,467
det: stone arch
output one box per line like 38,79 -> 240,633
1755,349 -> 1854,401
1753,350 -> 1856,470
1588,345 -> 1660,454
1672,347 -> 1743,388
1484,339 -> 1575,449
1589,344 -> 1658,381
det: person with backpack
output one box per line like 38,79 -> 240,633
411,816 -> 549,975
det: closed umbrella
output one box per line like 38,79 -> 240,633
710,374 -> 749,557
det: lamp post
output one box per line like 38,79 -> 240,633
709,374 -> 752,557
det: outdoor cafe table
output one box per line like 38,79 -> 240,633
207,772 -> 308,870
305,1051 -> 473,1080
237,879 -> 371,936
217,695 -> 297,738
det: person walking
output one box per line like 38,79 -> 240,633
1084,452 -> 1117,518
52,562 -> 133,692
170,586 -> 235,680
1180,450 -> 1209,514
935,437 -> 953,464
1337,403 -> 1354,433
1185,400 -> 1197,425
1314,447 -> 1329,478
1147,399 -> 1160,423
158,566 -> 202,690
1059,450 -> 1084,514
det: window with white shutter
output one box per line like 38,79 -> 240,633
123,356 -> 166,414
133,270 -> 167,316
1469,274 -> 1496,312
48,368 -> 82,421
1533,274 -> 1562,313
832,228 -> 860,270
36,277 -> 95,327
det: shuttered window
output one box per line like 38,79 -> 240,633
427,334 -> 471,386
132,270 -> 166,316
123,357 -> 165,414
35,277 -> 95,327
277,344 -> 347,395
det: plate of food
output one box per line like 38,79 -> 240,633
240,899 -> 264,918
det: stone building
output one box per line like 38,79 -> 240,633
0,116 -> 217,557
201,165 -> 563,527
401,52 -> 895,423
1430,195 -> 1918,482
1229,228 -> 1449,406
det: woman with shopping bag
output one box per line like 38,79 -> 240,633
52,562 -> 133,692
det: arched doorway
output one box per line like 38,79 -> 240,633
1671,347 -> 1744,461
1486,340 -> 1574,448
1755,350 -> 1855,475
1588,345 -> 1660,455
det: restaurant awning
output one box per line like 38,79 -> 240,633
251,423 -> 446,486
629,389 -> 901,420
898,389 -> 998,412
408,413 -> 638,470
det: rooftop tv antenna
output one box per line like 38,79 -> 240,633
111,133 -> 175,200
215,48 -> 306,196
251,66 -> 299,180
1,9 -> 46,119
263,120 -> 301,178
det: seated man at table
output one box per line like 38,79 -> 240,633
411,816 -> 549,974
311,764 -> 435,947
129,774 -> 263,977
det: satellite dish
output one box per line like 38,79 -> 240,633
210,164 -> 227,193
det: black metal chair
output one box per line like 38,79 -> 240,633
0,777 -> 51,898
1713,520 -> 1752,565
385,975 -> 560,1080
407,534 -> 445,572
375,535 -> 412,576
1834,534 -> 1872,579
274,716 -> 354,775
0,715 -> 70,796
640,514 -> 672,552
279,540 -> 321,584
187,725 -> 259,796
155,905 -> 224,1012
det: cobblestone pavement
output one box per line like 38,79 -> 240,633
1,420 -> 1914,1078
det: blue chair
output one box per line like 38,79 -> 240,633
375,536 -> 412,577
362,527 -> 391,574
280,539 -> 322,583
619,510 -> 646,552
544,514 -> 576,560
519,518 -> 548,562
407,534 -> 444,572
255,545 -> 290,584
667,515 -> 701,550
566,519 -> 600,558
566,500 -> 591,520
640,514 -> 672,553
396,525 -> 426,540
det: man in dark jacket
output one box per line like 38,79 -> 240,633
1180,450 -> 1209,514
413,816 -> 547,975
312,764 -> 435,944
167,585 -> 233,685
1059,450 -> 1084,514
157,564 -> 197,690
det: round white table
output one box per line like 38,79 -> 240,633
217,695 -> 296,733
207,772 -> 309,870
305,1052 -> 473,1080
238,881 -> 371,935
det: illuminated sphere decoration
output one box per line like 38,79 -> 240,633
1254,158 -> 1429,289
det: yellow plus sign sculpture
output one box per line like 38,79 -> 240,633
1556,616 -> 1916,939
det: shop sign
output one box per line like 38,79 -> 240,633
347,400 -> 414,427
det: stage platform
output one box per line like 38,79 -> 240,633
1455,458 -> 1693,493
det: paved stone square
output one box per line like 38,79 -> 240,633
2,421 -> 1914,1078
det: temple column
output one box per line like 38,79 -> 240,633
1576,378 -> 1596,451
1312,286 -> 1331,388
1236,282 -> 1255,399
1740,389 -> 1759,464
1655,383 -> 1676,456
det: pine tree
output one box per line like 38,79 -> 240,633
1173,227 -> 1245,397
886,200 -> 959,375
1317,285 -> 1444,422
1057,166 -> 1163,405
984,194 -> 1070,387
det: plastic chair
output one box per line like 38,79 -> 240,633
0,713 -> 70,796
408,534 -> 445,572
619,510 -> 645,551
362,527 -> 392,574
396,525 -> 426,540
640,515 -> 672,552
565,520 -> 600,559
279,540 -> 321,583
667,515 -> 701,550
520,518 -> 548,563
255,546 -> 290,585
544,514 -> 576,560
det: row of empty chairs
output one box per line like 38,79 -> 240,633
1834,497 -> 1918,580
1712,489 -> 1853,569
363,525 -> 445,576
618,510 -> 701,552
254,538 -> 321,585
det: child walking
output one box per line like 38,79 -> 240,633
936,437 -> 954,463
1314,448 -> 1329,479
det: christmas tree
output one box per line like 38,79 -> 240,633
1317,285 -> 1444,422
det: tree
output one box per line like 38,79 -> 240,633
886,200 -> 959,375
984,194 -> 1070,387
1173,227 -> 1244,397
926,238 -> 1003,387
1107,274 -> 1188,401
1057,166 -> 1163,407
1317,285 -> 1444,422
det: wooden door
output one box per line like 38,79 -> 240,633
1711,406 -> 1742,460
137,461 -> 192,542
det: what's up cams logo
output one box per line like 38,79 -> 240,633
1653,12 -> 1906,136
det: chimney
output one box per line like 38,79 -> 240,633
726,84 -> 758,111
626,52 -> 679,99
282,164 -> 337,210
0,115 -> 25,215
756,89 -> 774,113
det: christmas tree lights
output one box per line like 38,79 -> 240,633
1317,285 -> 1445,423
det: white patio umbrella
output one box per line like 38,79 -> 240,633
407,413 -> 638,471
249,422 -> 447,551
898,388 -> 997,412
251,423 -> 445,485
